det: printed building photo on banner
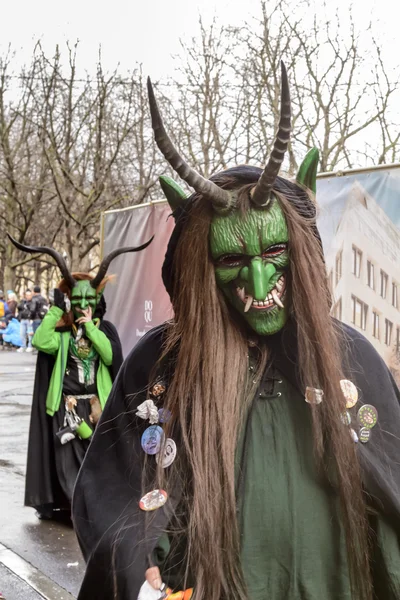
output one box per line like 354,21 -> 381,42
317,166 -> 400,386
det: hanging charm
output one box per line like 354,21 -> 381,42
350,428 -> 359,443
357,404 -> 378,429
139,489 -> 168,511
156,438 -> 177,468
141,425 -> 165,455
136,399 -> 160,424
305,386 -> 324,405
340,379 -> 358,409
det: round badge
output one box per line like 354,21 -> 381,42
340,379 -> 358,409
158,408 -> 172,424
359,427 -> 371,444
139,489 -> 168,511
141,425 -> 164,455
350,428 -> 359,443
357,404 -> 378,429
340,411 -> 351,426
305,386 -> 324,404
156,438 -> 177,468
150,381 -> 166,398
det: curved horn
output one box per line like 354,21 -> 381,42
251,61 -> 292,207
7,234 -> 76,289
147,77 -> 234,212
90,236 -> 154,289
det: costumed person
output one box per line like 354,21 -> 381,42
73,64 -> 400,600
8,235 -> 153,522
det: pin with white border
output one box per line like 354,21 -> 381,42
156,438 -> 177,468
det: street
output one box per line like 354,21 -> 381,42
0,351 -> 84,600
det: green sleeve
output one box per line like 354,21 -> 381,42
152,532 -> 171,567
84,321 -> 113,366
371,514 -> 400,599
32,306 -> 63,355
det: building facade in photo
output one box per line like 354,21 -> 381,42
325,181 -> 400,384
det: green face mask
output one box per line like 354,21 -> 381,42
70,280 -> 99,320
210,199 -> 290,336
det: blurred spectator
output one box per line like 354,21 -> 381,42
2,317 -> 23,348
0,290 -> 9,318
7,291 -> 18,317
30,286 -> 49,333
17,290 -> 34,353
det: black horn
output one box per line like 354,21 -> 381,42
8,234 -> 76,289
251,62 -> 292,207
147,77 -> 234,213
90,236 -> 154,289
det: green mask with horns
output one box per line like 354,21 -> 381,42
159,147 -> 319,336
151,63 -> 318,336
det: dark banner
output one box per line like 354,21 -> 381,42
103,202 -> 174,356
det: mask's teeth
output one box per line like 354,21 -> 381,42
275,280 -> 283,292
237,287 -> 245,301
244,294 -> 254,313
271,289 -> 284,309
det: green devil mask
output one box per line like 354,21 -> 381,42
210,200 -> 290,336
154,62 -> 319,336
70,280 -> 100,319
7,235 -> 154,320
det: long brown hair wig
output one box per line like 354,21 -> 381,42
150,166 -> 371,600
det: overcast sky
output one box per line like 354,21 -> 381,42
2,0 -> 399,79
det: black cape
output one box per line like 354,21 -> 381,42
73,320 -> 400,600
25,319 -> 123,510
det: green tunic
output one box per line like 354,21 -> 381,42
155,370 -> 400,598
236,369 -> 400,599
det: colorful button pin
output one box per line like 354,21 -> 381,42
305,386 -> 324,404
357,404 -> 378,430
158,408 -> 172,424
139,489 -> 168,511
150,380 -> 166,398
341,411 -> 351,426
340,379 -> 358,409
141,425 -> 164,455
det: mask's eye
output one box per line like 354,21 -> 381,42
262,243 -> 288,258
217,254 -> 246,267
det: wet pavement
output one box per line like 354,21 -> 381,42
0,350 -> 84,599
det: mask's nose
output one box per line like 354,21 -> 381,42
240,258 -> 276,301
80,298 -> 89,310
